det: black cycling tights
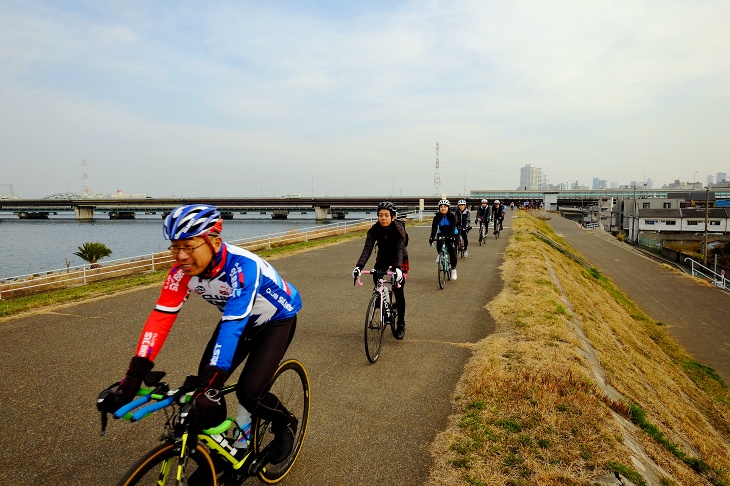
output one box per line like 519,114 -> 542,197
199,316 -> 297,426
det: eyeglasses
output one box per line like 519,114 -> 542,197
168,242 -> 206,255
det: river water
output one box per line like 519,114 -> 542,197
0,210 -> 374,279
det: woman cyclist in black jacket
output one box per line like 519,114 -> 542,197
352,201 -> 409,339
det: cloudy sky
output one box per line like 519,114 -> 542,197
1,0 -> 728,198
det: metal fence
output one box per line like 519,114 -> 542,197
684,257 -> 729,292
0,215 -> 398,299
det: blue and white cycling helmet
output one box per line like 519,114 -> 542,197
163,204 -> 223,240
438,199 -> 450,207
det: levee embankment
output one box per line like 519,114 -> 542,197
427,211 -> 730,486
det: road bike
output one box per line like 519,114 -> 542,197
355,269 -> 400,363
432,235 -> 453,290
494,217 -> 503,239
477,219 -> 488,246
457,228 -> 471,258
100,359 -> 310,485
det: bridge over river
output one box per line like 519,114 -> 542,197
3,189 -> 728,220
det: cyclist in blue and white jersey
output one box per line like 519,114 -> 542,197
99,204 -> 302,464
429,199 -> 459,280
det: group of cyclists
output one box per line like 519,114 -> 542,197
98,199 -> 506,479
427,198 -> 506,280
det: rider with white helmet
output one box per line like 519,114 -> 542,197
429,199 -> 459,280
455,199 -> 471,258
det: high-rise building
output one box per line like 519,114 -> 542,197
707,175 -> 715,186
519,164 -> 543,190
718,172 -> 728,183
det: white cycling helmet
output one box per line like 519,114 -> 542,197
494,199 -> 500,204
480,199 -> 487,203
438,199 -> 450,207
458,199 -> 466,205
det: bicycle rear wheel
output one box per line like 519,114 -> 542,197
363,293 -> 385,362
253,359 -> 311,483
117,442 -> 216,486
388,292 -> 398,337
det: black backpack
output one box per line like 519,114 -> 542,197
394,219 -> 409,247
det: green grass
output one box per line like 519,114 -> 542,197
0,231 -> 365,319
627,403 -> 728,485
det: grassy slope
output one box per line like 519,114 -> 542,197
427,211 -> 730,486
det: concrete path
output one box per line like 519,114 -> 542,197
546,215 -> 730,383
0,215 -> 513,485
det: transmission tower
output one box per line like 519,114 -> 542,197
433,142 -> 441,196
82,160 -> 90,195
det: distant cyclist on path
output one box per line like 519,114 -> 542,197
491,200 -> 505,234
455,199 -> 471,257
429,199 -> 459,280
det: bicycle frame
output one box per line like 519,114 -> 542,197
356,269 -> 397,326
107,359 -> 310,485
356,268 -> 401,363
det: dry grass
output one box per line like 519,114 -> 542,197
427,212 -> 730,486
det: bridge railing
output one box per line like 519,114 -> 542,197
0,214 -> 414,300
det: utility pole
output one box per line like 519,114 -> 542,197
433,142 -> 441,196
704,186 -> 710,266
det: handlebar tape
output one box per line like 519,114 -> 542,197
130,396 -> 175,422
113,394 -> 151,419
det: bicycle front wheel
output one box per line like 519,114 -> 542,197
253,359 -> 311,483
437,254 -> 445,289
117,442 -> 216,486
363,292 -> 385,363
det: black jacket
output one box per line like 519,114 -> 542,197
430,211 -> 459,240
356,220 -> 408,270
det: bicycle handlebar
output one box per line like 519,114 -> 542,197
112,393 -> 152,419
355,269 -> 402,288
129,395 -> 176,422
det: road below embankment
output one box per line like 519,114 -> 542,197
547,216 -> 730,383
0,216 -> 513,485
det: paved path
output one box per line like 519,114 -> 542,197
546,216 -> 730,383
0,216 -> 513,485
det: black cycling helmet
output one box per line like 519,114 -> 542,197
376,201 -> 397,216
163,204 -> 223,241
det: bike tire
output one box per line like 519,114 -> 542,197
253,359 -> 311,483
437,254 -> 445,289
388,292 -> 398,337
363,293 -> 385,363
117,442 -> 216,486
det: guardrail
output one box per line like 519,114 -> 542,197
684,257 -> 729,292
0,215 -> 402,300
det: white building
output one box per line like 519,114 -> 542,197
518,164 -> 544,191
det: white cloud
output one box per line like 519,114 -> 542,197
1,0 -> 729,197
